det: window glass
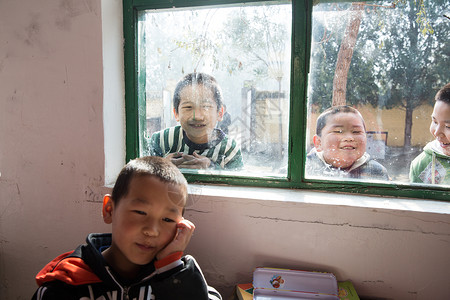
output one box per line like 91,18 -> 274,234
137,2 -> 292,178
124,0 -> 449,200
306,1 -> 450,187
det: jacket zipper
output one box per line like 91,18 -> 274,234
432,152 -> 436,184
105,266 -> 128,300
105,265 -> 158,300
123,286 -> 130,300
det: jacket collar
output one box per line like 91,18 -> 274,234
315,148 -> 370,173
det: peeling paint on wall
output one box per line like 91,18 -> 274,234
84,175 -> 110,203
245,215 -> 450,237
0,180 -> 23,219
56,0 -> 97,31
24,14 -> 41,46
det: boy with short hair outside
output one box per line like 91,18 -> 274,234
149,72 -> 243,170
306,105 -> 390,180
410,82 -> 450,184
32,156 -> 222,300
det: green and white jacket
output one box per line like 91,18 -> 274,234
149,125 -> 244,170
409,140 -> 450,185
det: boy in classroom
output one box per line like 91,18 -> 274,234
306,105 -> 390,180
149,72 -> 243,170
32,156 -> 222,300
410,82 -> 450,184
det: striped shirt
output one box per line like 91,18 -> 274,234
149,125 -> 243,170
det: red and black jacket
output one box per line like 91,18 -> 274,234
32,233 -> 221,300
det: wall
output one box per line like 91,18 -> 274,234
359,104 -> 434,147
184,187 -> 450,300
1,1 -> 450,300
0,0 -> 109,299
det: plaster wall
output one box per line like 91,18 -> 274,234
1,1 -> 449,300
184,187 -> 450,300
0,0 -> 109,299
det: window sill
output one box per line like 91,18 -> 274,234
187,184 -> 450,215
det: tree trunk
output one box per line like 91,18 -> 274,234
332,3 -> 364,106
404,105 -> 413,147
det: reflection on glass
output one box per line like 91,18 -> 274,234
306,1 -> 450,186
137,2 -> 292,177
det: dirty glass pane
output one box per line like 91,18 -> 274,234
137,2 -> 291,177
306,1 -> 450,186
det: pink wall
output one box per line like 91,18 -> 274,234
184,188 -> 450,299
1,1 -> 450,300
0,1 -> 109,299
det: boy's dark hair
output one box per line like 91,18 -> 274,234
111,156 -> 188,206
435,82 -> 450,104
316,105 -> 366,137
173,72 -> 223,113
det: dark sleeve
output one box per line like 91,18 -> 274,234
371,160 -> 391,181
149,132 -> 163,157
222,138 -> 244,170
358,160 -> 390,181
151,255 -> 222,300
31,282 -> 79,300
224,148 -> 244,170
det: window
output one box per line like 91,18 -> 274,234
135,2 -> 292,177
123,0 -> 450,201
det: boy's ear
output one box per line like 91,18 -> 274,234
313,135 -> 322,152
217,106 -> 224,121
102,195 -> 114,224
173,108 -> 180,122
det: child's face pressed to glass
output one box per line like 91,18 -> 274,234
174,84 -> 223,144
430,100 -> 450,156
106,175 -> 185,273
315,112 -> 367,169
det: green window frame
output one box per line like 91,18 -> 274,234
123,0 -> 449,201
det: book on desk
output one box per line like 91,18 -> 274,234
236,267 -> 359,300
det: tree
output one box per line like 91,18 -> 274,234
223,6 -> 290,86
332,2 -> 365,106
309,0 -> 450,147
368,0 -> 449,146
309,3 -> 378,111
223,5 -> 291,157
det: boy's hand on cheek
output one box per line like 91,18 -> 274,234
156,218 -> 195,260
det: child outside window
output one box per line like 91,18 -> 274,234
410,82 -> 450,184
32,156 -> 222,300
306,105 -> 390,180
149,72 -> 243,170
